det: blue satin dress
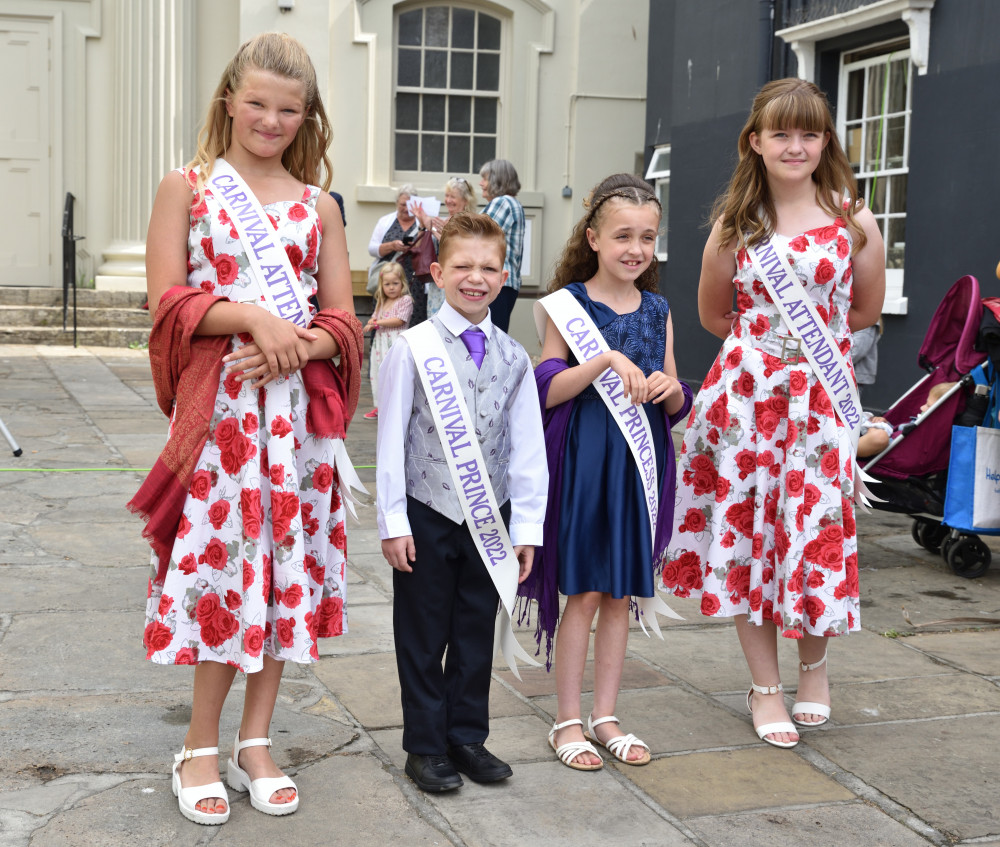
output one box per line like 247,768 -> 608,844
557,282 -> 671,598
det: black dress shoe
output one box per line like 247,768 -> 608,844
404,753 -> 463,792
446,743 -> 513,783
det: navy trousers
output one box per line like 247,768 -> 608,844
393,496 -> 508,754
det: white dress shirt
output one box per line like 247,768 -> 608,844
375,301 -> 547,547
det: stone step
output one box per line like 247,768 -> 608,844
0,304 -> 151,329
0,325 -> 150,347
0,286 -> 147,309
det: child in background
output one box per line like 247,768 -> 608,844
131,32 -> 362,825
663,78 -> 885,749
529,174 -> 692,771
363,262 -> 413,419
376,213 -> 547,792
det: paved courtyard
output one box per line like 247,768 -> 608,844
1,344 -> 998,846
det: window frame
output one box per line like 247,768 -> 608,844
391,2 -> 507,183
837,42 -> 912,314
644,144 -> 670,262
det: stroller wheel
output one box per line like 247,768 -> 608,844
917,521 -> 949,555
912,518 -> 949,554
945,536 -> 992,579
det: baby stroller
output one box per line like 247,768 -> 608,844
862,275 -> 1000,578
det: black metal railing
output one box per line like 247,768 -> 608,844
61,192 -> 84,347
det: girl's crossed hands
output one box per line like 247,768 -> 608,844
223,309 -> 318,389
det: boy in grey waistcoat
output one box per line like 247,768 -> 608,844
375,213 -> 547,792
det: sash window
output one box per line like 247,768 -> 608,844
394,4 -> 503,177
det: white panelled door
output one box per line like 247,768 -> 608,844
0,20 -> 51,285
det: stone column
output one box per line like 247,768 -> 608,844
96,0 -> 195,291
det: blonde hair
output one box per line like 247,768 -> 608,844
444,177 -> 476,211
374,262 -> 409,312
550,173 -> 662,294
712,78 -> 866,253
187,32 -> 332,195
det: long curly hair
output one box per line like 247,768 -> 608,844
187,32 -> 332,194
712,78 -> 865,253
549,173 -> 662,294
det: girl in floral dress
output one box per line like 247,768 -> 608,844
662,79 -> 884,748
132,34 -> 362,824
362,262 -> 413,419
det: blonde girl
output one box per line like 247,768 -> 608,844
363,262 -> 413,418
525,173 -> 693,771
663,78 -> 885,749
413,176 -> 478,318
133,32 -> 362,824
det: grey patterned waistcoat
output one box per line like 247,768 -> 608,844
405,317 -> 530,524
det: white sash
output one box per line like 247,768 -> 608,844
534,289 -> 681,635
200,160 -> 368,518
747,237 -> 876,508
204,159 -> 313,328
403,321 -> 540,679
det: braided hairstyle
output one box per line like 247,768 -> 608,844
549,173 -> 662,294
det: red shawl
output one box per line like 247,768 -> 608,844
128,286 -> 363,584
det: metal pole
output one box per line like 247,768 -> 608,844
0,417 -> 22,457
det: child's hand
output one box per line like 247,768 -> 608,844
646,371 -> 681,404
514,545 -> 534,583
608,351 -> 648,405
382,536 -> 415,572
232,310 -> 317,386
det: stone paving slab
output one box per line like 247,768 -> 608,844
686,802 -> 933,847
0,611 -> 168,693
857,564 -> 1000,635
25,777 -> 208,847
312,653 -> 534,731
317,604 -> 395,656
0,690 -> 356,791
423,761 -> 693,847
211,755 -> 446,847
495,656 -> 674,698
904,629 -> 1000,676
0,564 -> 146,613
627,748 -> 856,818
832,672 -> 1000,724
807,715 -> 1000,841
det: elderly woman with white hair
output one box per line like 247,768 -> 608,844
368,184 -> 425,324
478,159 -> 525,332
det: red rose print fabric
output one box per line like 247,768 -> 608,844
144,170 -> 348,670
662,223 -> 860,637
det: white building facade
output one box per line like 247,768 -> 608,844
0,0 -> 650,349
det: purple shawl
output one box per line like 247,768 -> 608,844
516,359 -> 693,667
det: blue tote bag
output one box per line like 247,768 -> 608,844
943,369 -> 1000,532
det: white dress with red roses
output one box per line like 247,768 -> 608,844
143,167 -> 349,671
662,220 -> 860,637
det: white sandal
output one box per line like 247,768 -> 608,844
171,745 -> 230,826
548,719 -> 603,771
792,651 -> 831,727
227,734 -> 299,816
746,682 -> 798,749
585,714 -> 651,766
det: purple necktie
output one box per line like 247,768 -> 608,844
460,327 -> 487,369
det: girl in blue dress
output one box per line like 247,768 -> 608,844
529,174 -> 692,770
